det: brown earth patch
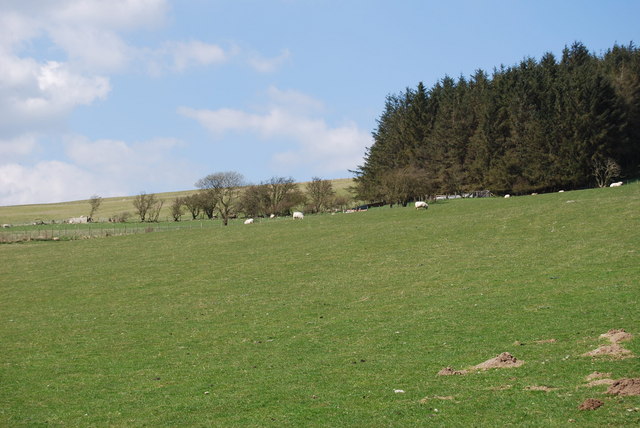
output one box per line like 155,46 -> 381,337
489,384 -> 513,391
606,378 -> 640,396
419,396 -> 455,403
583,343 -> 633,358
579,398 -> 604,410
600,329 -> 632,343
437,367 -> 468,376
585,371 -> 612,381
533,338 -> 557,344
586,379 -> 615,388
524,385 -> 558,392
474,352 -> 524,370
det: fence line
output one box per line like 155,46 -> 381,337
0,217 -> 279,243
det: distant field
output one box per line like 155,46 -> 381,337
1,184 -> 638,426
0,178 -> 355,225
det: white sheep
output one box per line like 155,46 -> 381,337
504,194 -> 511,198
244,218 -> 254,225
415,201 -> 428,209
610,181 -> 623,187
270,214 -> 275,218
292,211 -> 304,219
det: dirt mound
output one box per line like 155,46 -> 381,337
600,329 -> 633,343
578,398 -> 604,410
474,352 -> 524,370
437,366 -> 467,376
606,378 -> 640,396
583,343 -> 633,358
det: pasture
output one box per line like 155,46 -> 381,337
1,184 -> 639,426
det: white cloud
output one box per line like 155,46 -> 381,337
0,160 -> 97,206
145,40 -> 230,75
179,88 -> 371,176
266,86 -> 324,114
247,49 -> 291,73
0,0 -> 169,72
168,40 -> 228,72
0,135 -> 195,206
64,135 -> 188,184
0,56 -> 110,138
48,25 -> 132,72
0,134 -> 39,160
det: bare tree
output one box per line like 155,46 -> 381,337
592,157 -> 622,188
88,194 -> 102,221
133,192 -> 160,222
183,194 -> 202,220
195,171 -> 245,225
306,177 -> 335,213
197,191 -> 217,219
238,184 -> 270,217
171,197 -> 184,221
332,194 -> 353,211
148,200 -> 164,222
381,167 -> 433,206
263,176 -> 305,215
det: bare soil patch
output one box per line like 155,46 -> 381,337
533,338 -> 557,344
583,343 -> 633,358
437,367 -> 467,376
585,371 -> 612,381
488,384 -> 513,391
600,328 -> 632,343
579,398 -> 604,410
584,371 -> 615,387
474,352 -> 524,370
524,385 -> 558,392
606,378 -> 640,396
586,378 -> 615,388
419,396 -> 455,404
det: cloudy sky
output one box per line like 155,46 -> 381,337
1,0 -> 638,205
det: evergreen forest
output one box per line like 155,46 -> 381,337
354,42 -> 640,202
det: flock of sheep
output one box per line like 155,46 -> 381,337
242,204 -> 429,225
3,182 -> 627,229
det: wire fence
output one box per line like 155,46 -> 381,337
0,221 -> 214,243
0,216 -> 294,243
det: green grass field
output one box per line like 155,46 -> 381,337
1,184 -> 639,426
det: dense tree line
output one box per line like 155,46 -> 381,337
354,42 -> 640,202
165,175 -> 348,224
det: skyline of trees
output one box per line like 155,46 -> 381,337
354,42 -> 640,203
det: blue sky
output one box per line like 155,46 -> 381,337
1,0 -> 639,205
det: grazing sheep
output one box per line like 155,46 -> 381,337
244,218 -> 254,225
610,181 -> 623,187
504,194 -> 511,198
292,211 -> 304,219
415,201 -> 428,209
1,224 -> 11,228
270,214 -> 276,218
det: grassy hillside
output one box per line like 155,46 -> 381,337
0,178 -> 355,225
1,184 -> 639,426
